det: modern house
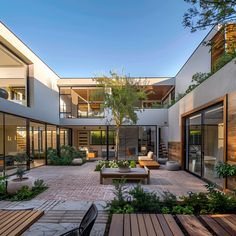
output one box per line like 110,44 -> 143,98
0,22 -> 236,190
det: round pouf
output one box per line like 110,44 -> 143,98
72,158 -> 83,165
158,158 -> 168,165
165,161 -> 180,171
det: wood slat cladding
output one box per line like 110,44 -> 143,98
227,92 -> 236,163
168,142 -> 181,163
211,24 -> 236,70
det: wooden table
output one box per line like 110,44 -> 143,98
100,167 -> 150,184
109,213 -> 236,236
0,209 -> 44,236
139,160 -> 160,169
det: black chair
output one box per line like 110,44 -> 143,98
60,204 -> 98,236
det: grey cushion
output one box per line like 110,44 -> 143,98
165,161 -> 180,171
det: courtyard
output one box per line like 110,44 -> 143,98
0,162 -> 207,236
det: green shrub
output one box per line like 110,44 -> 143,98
0,176 -> 7,199
95,160 -> 136,171
48,145 -> 82,165
106,180 -> 131,214
129,184 -> 160,213
181,192 -> 208,215
213,51 -> 236,73
8,179 -> 48,201
172,205 -> 194,215
161,191 -> 177,209
215,162 -> 236,178
161,207 -> 171,214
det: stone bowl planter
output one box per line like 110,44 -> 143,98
165,161 -> 180,171
118,167 -> 131,173
72,158 -> 83,165
158,158 -> 168,165
7,176 -> 35,194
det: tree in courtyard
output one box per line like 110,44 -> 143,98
183,0 -> 236,32
93,72 -> 147,160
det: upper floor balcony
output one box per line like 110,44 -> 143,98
58,77 -> 175,120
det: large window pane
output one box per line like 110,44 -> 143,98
0,45 -> 28,106
0,113 -> 3,176
30,122 -> 46,168
47,125 -> 57,149
203,104 -> 224,187
5,114 -> 27,175
186,114 -> 202,176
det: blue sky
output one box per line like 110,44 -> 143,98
0,0 -> 208,77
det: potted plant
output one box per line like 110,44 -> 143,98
215,162 -> 236,191
117,160 -> 131,173
7,153 -> 35,194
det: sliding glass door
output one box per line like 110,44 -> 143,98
185,103 -> 224,187
203,104 -> 224,186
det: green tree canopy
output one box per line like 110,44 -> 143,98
183,0 -> 236,32
93,72 -> 147,159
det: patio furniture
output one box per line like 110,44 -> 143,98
138,151 -> 154,161
0,209 -> 44,236
109,213 -> 236,236
100,167 -> 150,184
60,203 -> 98,236
165,161 -> 180,171
139,160 -> 160,169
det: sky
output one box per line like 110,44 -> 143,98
0,0 -> 209,78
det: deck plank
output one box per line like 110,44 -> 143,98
109,214 -> 124,236
163,214 -> 184,236
137,214 -> 148,236
150,214 -> 164,236
200,215 -> 231,236
176,215 -> 212,236
124,214 -> 131,236
213,216 -> 236,236
130,214 -> 140,236
143,214 -> 156,236
156,214 -> 173,236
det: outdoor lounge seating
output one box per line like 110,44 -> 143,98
138,151 -> 154,161
100,166 -> 150,184
60,203 -> 98,236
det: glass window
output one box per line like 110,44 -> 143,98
90,131 -> 102,145
203,104 -> 224,186
59,87 -> 104,118
47,125 -> 57,149
4,114 -> 27,175
30,122 -> 46,168
60,128 -> 70,146
0,45 -> 28,106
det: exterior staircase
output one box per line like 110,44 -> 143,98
159,141 -> 168,159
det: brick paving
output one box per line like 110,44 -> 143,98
27,161 -> 207,201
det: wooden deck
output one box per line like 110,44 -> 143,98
0,209 -> 44,236
109,213 -> 236,236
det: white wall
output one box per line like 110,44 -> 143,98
60,108 -> 168,127
0,23 -> 60,124
175,28 -> 217,96
168,58 -> 236,142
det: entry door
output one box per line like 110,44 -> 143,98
185,113 -> 202,176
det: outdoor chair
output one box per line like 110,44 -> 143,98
59,203 -> 98,236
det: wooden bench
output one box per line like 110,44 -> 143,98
109,213 -> 236,236
139,160 -> 160,169
0,209 -> 44,236
100,167 -> 150,184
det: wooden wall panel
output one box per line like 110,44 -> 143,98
168,142 -> 181,164
227,92 -> 236,163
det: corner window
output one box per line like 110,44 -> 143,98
0,44 -> 28,106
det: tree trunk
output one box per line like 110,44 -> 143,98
115,126 -> 120,160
